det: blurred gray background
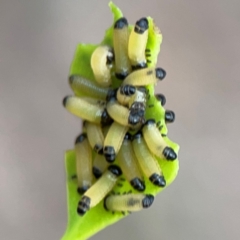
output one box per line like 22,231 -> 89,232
1,0 -> 240,239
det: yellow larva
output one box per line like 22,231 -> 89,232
69,75 -> 113,100
132,131 -> 166,187
85,121 -> 104,154
90,46 -> 113,87
75,134 -> 92,194
80,97 -> 106,108
142,119 -> 177,160
104,193 -> 154,212
77,165 -> 122,216
128,17 -> 149,69
103,121 -> 129,162
106,97 -> 144,127
92,154 -> 109,179
123,67 -> 166,86
113,17 -> 131,80
117,132 -> 145,192
63,96 -> 112,126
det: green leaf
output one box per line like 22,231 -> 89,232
62,2 -> 179,239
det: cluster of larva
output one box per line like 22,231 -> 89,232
63,17 -> 177,216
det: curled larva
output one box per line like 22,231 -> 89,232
142,119 -> 177,160
75,133 -> 92,194
113,17 -> 131,80
132,131 -> 166,187
104,193 -> 154,212
90,46 -> 114,87
106,97 -> 144,127
128,17 -> 149,69
84,121 -> 104,154
117,132 -> 145,192
77,165 -> 122,216
123,67 -> 166,86
103,121 -> 129,162
63,96 -> 112,126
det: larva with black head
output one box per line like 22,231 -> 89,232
117,132 -> 145,192
116,84 -> 136,106
75,133 -> 92,194
123,67 -> 166,86
77,165 -> 122,216
85,121 -> 104,154
103,121 -> 129,163
63,96 -> 112,126
132,131 -> 166,187
90,45 -> 114,87
113,17 -> 132,80
104,193 -> 154,212
128,17 -> 149,69
142,119 -> 177,161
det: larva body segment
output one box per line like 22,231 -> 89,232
75,134 -> 93,194
90,46 -> 114,87
104,194 -> 154,212
123,67 -> 166,86
117,133 -> 145,192
142,119 -> 177,161
69,75 -> 110,99
132,131 -> 166,187
113,17 -> 131,80
85,122 -> 104,154
63,96 -> 112,125
128,18 -> 149,69
77,165 -> 122,216
103,121 -> 129,162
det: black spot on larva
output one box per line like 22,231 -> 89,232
94,144 -> 103,154
62,96 -> 69,107
92,167 -> 102,179
131,62 -> 147,70
77,186 -> 89,195
75,133 -> 87,144
117,183 -> 123,187
106,50 -> 114,65
155,93 -> 166,106
106,89 -> 117,102
148,104 -> 154,108
142,194 -> 154,208
68,75 -> 75,85
155,68 -> 166,80
134,17 -> 149,34
115,72 -> 129,80
132,130 -> 143,140
120,85 -> 136,96
101,109 -> 113,127
77,196 -> 91,216
144,119 -> 155,126
104,146 -> 116,163
108,165 -> 122,177
163,147 -> 177,161
124,132 -> 132,141
114,17 -> 128,29
165,110 -> 175,123
130,178 -> 145,192
149,173 -> 166,187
